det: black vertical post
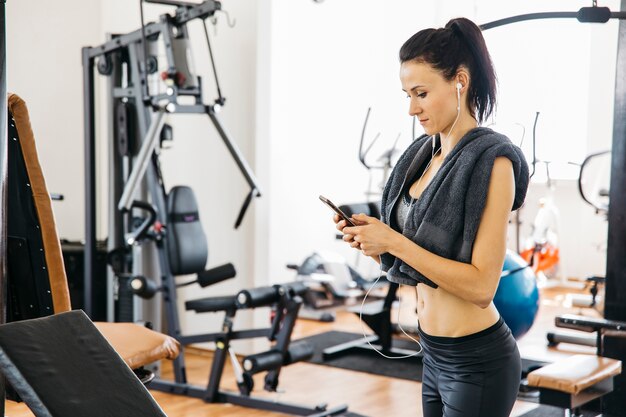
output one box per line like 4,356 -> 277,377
82,48 -> 95,318
0,1 -> 7,413
603,1 -> 626,414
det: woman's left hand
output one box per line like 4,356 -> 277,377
342,213 -> 399,257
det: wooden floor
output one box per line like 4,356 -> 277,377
5,283 -> 600,417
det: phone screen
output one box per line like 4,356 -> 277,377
319,195 -> 356,226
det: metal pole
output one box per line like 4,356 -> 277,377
82,48 -> 95,318
603,1 -> 626,414
206,108 -> 262,195
0,1 -> 7,413
117,110 -> 165,212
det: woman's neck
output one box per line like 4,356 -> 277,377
439,113 -> 478,158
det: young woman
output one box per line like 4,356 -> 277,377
335,18 -> 530,417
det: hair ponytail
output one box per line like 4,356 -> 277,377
400,17 -> 497,124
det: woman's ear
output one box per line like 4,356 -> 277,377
456,70 -> 470,93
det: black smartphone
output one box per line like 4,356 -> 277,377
319,195 -> 356,227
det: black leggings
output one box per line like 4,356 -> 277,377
419,317 -> 521,417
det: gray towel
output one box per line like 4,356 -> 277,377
380,127 -> 529,287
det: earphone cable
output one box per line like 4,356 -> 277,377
359,263 -> 422,359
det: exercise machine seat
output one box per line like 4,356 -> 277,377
8,92 -> 179,369
167,185 -> 208,275
527,354 -> 622,395
94,322 -> 180,369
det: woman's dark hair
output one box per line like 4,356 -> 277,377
399,17 -> 496,124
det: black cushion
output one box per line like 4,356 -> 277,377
0,310 -> 167,417
167,186 -> 208,275
185,296 -> 238,313
7,110 -> 54,321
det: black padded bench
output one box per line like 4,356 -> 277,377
0,310 -> 168,417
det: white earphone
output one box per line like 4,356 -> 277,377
431,81 -> 463,150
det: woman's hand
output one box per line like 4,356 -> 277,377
342,213 -> 399,257
334,214 -> 363,249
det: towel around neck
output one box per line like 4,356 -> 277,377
380,127 -> 530,288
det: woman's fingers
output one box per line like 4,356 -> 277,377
336,219 -> 348,232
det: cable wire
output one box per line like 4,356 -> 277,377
359,263 -> 422,359
202,19 -> 224,105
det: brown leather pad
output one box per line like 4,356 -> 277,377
8,93 -> 72,314
527,354 -> 622,394
95,322 -> 180,369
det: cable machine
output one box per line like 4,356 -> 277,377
82,0 -> 261,321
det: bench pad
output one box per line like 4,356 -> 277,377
95,322 -> 180,369
527,354 -> 621,395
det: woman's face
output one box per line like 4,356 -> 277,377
400,60 -> 459,136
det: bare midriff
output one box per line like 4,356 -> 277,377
416,282 -> 500,337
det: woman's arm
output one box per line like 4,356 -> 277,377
347,156 -> 515,308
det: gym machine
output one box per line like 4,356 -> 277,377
82,0 -> 261,322
82,1 -> 361,415
152,280 -> 351,416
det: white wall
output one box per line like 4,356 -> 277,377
7,0 -> 103,240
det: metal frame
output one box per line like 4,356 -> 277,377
480,10 -> 626,30
604,1 -> 626,413
1,1 -> 8,413
149,292 -> 350,416
82,0 -> 262,319
537,377 -> 613,414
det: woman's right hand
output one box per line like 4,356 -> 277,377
334,214 -> 361,250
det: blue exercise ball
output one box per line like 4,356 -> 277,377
493,250 -> 540,339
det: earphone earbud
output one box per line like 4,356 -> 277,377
455,82 -> 462,111
456,82 -> 462,91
